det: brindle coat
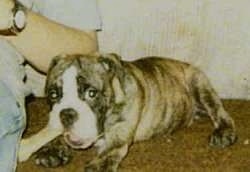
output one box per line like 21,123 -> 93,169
37,53 -> 237,171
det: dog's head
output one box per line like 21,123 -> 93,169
45,53 -> 125,149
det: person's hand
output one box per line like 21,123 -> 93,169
0,0 -> 15,30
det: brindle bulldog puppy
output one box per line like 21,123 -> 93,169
19,53 -> 237,171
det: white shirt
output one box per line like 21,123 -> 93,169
20,0 -> 102,30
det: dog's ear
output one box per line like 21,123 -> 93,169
99,53 -> 126,104
112,76 -> 125,104
45,54 -> 66,97
99,53 -> 122,73
47,54 -> 68,73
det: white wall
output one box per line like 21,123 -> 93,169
98,0 -> 250,99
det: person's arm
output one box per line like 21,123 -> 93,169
0,0 -> 98,73
6,11 -> 98,73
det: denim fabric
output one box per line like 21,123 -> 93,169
0,81 -> 25,172
0,37 -> 28,172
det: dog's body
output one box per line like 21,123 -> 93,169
19,53 -> 236,171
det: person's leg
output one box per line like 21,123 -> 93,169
0,81 -> 25,172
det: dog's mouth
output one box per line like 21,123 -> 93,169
63,132 -> 103,149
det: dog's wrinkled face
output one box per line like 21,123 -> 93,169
46,54 -> 117,149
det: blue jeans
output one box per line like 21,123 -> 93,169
0,81 -> 25,172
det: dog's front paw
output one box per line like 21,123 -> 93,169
85,159 -> 105,172
84,158 -> 117,172
209,128 -> 237,148
85,162 -> 100,172
35,143 -> 72,168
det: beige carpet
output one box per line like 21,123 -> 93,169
17,98 -> 250,172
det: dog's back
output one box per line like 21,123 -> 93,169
123,57 -> 197,141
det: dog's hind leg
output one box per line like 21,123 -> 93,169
191,70 -> 237,148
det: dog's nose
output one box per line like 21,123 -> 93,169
60,108 -> 78,128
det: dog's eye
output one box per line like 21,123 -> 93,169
49,89 -> 58,99
87,88 -> 98,98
